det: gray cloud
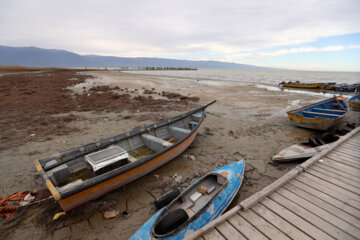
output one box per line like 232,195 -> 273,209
0,0 -> 359,58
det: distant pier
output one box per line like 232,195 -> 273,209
117,67 -> 197,71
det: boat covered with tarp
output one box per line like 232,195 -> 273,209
130,160 -> 245,240
287,96 -> 349,130
35,101 -> 216,211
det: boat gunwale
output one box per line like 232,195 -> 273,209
36,100 -> 216,200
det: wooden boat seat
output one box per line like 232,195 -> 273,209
302,111 -> 340,117
141,134 -> 173,152
169,126 -> 191,139
191,112 -> 203,122
312,108 -> 346,112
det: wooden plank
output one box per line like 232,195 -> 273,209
202,229 -> 225,240
341,143 -> 360,151
240,168 -> 300,210
326,153 -> 360,167
296,174 -> 360,209
251,203 -> 312,240
262,197 -> 334,240
185,206 -> 241,240
215,220 -> 247,240
330,148 -> 360,162
240,209 -> 291,240
227,213 -> 268,240
300,172 -> 360,201
277,187 -> 360,239
333,148 -> 360,159
345,140 -> 360,147
328,150 -> 360,162
284,183 -> 360,228
270,191 -> 355,240
314,163 -> 360,183
311,165 -> 360,187
306,168 -> 360,194
319,158 -> 360,177
290,179 -> 360,217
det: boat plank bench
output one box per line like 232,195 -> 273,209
312,108 -> 346,112
187,127 -> 360,240
302,111 -> 342,117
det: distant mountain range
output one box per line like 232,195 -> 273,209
0,45 -> 271,70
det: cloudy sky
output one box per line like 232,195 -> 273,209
1,0 -> 360,71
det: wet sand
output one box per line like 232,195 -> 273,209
1,70 -> 359,240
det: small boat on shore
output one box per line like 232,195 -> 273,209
349,94 -> 360,111
287,96 -> 349,130
279,81 -> 324,89
272,134 -> 339,162
35,101 -> 216,211
130,160 -> 245,240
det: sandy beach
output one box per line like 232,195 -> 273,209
1,70 -> 359,240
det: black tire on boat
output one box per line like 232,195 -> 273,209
321,133 -> 339,143
308,135 -> 325,147
154,209 -> 189,235
154,188 -> 181,209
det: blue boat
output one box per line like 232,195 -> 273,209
130,160 -> 245,240
349,94 -> 360,111
287,96 -> 349,130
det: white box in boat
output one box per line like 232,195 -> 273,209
85,146 -> 129,172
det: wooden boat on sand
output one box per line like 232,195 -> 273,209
279,81 -> 324,89
349,94 -> 360,111
287,96 -> 349,130
35,101 -> 216,211
130,160 -> 245,240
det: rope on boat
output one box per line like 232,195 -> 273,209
206,111 -> 294,127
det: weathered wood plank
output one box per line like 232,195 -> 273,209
240,168 -> 300,210
270,191 -> 354,240
289,179 -> 360,217
215,220 -> 247,240
202,229 -> 225,240
184,206 -> 241,240
306,168 -> 360,194
227,213 -> 268,240
284,183 -> 360,228
340,144 -> 360,152
311,165 -> 360,187
327,151 -> 360,164
343,141 -> 360,148
251,203 -> 312,240
323,156 -> 360,171
296,174 -> 360,209
262,197 -> 334,239
319,158 -> 360,177
314,163 -> 360,183
333,148 -> 360,159
327,152 -> 360,165
240,209 -> 291,240
300,172 -> 360,201
277,187 -> 360,239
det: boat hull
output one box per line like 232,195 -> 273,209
272,143 -> 331,162
349,94 -> 360,111
287,96 -> 349,130
130,160 -> 245,240
58,128 -> 199,211
281,83 -> 324,89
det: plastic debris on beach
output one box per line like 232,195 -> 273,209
0,191 -> 37,221
53,211 -> 66,221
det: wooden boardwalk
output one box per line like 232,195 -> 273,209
188,127 -> 360,240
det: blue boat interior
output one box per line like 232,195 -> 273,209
153,173 -> 227,237
294,98 -> 347,119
